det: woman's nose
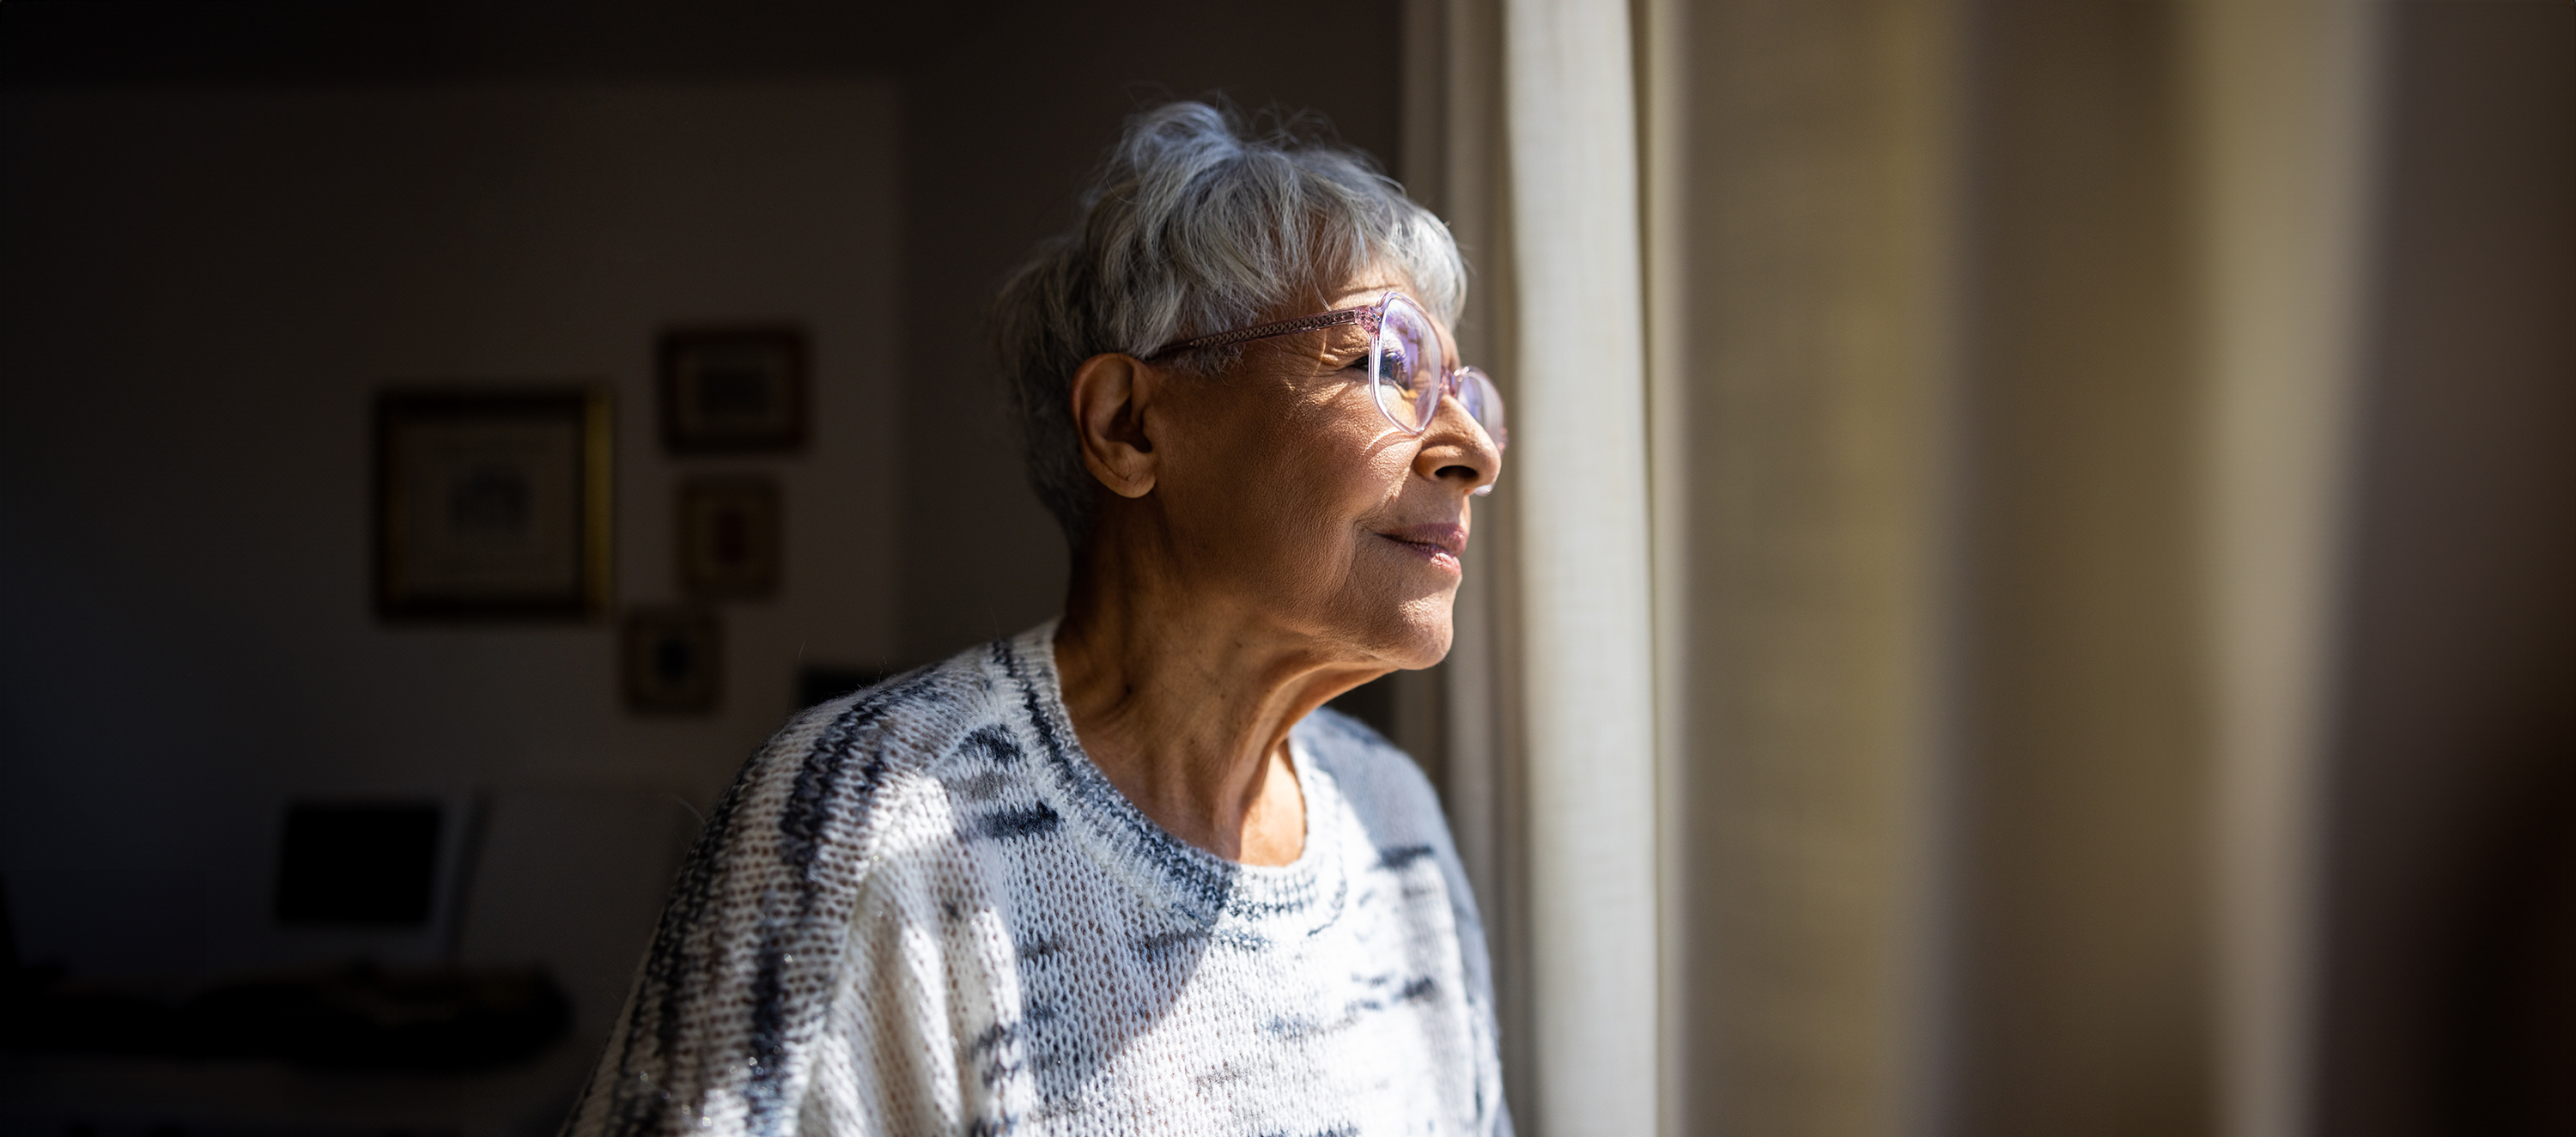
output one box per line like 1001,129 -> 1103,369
1419,392 -> 1503,496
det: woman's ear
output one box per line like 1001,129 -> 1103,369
1068,353 -> 1159,499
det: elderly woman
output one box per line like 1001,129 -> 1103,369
567,102 -> 1510,1136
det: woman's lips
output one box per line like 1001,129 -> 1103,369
1377,523 -> 1468,573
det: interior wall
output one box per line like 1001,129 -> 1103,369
0,82 -> 901,991
0,0 -> 1416,691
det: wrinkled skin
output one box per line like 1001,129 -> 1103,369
1053,273 -> 1502,866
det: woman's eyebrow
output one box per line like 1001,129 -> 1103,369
1316,328 -> 1373,354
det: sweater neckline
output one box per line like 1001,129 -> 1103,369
997,622 -> 1351,941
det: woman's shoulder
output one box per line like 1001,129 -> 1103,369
1294,706 -> 1448,837
567,641 -> 1030,1133
723,644 -> 1020,836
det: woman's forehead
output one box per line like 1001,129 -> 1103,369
1326,274 -> 1413,309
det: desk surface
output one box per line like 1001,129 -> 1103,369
0,1042 -> 592,1137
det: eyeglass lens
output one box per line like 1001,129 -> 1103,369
1370,296 -> 1506,448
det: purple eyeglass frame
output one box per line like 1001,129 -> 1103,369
1145,291 -> 1507,456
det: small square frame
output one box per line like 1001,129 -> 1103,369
659,325 -> 809,453
677,475 -> 784,599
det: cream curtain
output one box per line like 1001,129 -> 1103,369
1408,2 -> 2387,1134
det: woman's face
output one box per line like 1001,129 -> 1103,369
1139,275 -> 1503,671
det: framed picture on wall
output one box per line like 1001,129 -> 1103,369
677,475 -> 783,599
622,605 -> 720,714
375,388 -> 613,620
659,325 -> 808,453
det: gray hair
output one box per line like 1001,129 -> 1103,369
992,100 -> 1467,547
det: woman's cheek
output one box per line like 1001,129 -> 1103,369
1341,430 -> 1414,508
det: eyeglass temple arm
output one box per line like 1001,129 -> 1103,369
1144,307 -> 1377,360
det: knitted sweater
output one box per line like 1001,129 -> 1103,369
564,623 -> 1510,1137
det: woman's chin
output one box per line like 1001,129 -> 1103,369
1370,602 -> 1456,671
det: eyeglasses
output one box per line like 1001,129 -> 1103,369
1147,291 -> 1509,461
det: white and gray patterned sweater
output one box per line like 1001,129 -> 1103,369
565,623 -> 1510,1137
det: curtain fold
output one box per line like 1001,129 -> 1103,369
1422,3 -> 2385,1134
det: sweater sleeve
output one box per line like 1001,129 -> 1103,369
792,793 -> 1033,1135
562,672 -> 1015,1137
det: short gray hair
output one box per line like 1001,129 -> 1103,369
992,100 -> 1467,546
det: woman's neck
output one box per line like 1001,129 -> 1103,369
1052,543 -> 1388,867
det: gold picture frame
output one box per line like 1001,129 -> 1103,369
375,388 -> 613,620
